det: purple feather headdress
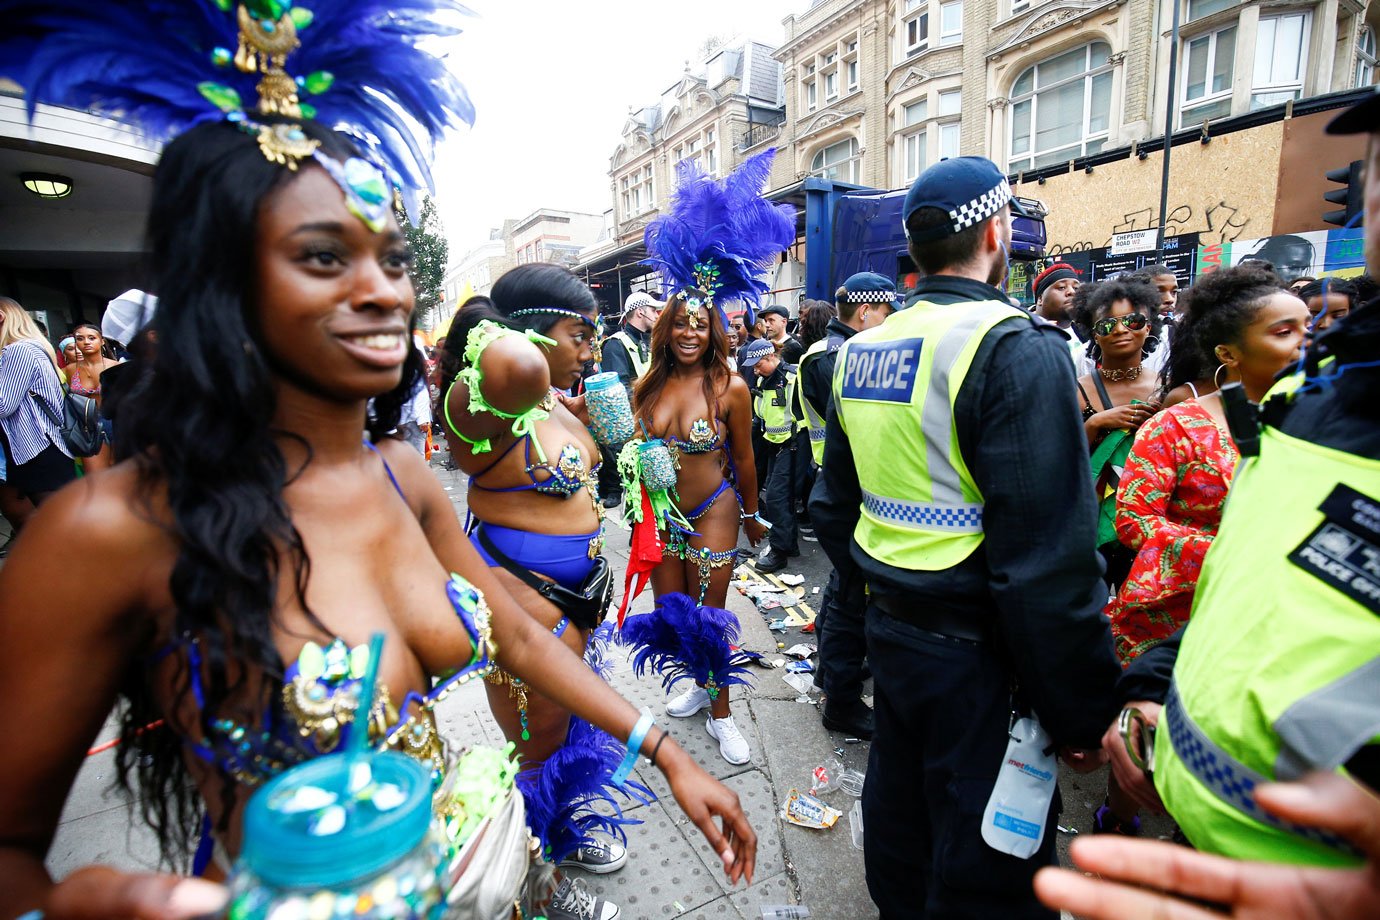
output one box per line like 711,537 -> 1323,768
643,149 -> 796,327
0,0 -> 473,217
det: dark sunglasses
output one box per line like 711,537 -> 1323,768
1092,313 -> 1149,337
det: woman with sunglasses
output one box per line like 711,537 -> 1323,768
1070,279 -> 1163,593
1093,266 -> 1308,836
437,267 -> 639,893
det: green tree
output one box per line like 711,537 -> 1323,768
396,196 -> 448,329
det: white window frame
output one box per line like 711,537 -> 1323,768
1185,0 -> 1237,23
1006,42 -> 1114,173
704,128 -> 718,174
825,69 -> 839,100
1359,25 -> 1377,88
811,137 -> 861,184
1180,24 -> 1236,127
904,9 -> 930,56
899,99 -> 929,183
806,79 -> 817,110
939,0 -> 963,46
1011,0 -> 1030,14
939,121 -> 961,159
1250,11 -> 1310,110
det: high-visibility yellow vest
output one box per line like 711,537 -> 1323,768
832,298 -> 1029,570
797,334 -> 846,466
1154,411 -> 1380,867
754,367 -> 797,445
607,330 -> 649,380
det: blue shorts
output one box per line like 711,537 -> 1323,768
470,522 -> 599,590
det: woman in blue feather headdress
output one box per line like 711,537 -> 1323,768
619,152 -> 796,766
0,2 -> 757,914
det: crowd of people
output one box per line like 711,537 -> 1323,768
0,1 -> 1377,918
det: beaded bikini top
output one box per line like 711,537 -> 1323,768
666,417 -> 725,456
171,574 -> 496,788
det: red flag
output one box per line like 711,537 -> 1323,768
617,486 -> 663,627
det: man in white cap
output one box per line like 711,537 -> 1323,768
595,290 -> 663,508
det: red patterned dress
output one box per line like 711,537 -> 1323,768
1108,400 -> 1239,664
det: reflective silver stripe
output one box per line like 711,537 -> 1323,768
1165,680 -> 1358,855
918,303 -> 1023,505
861,488 -> 983,533
1273,655 -> 1380,781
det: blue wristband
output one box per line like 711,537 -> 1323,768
610,711 -> 655,788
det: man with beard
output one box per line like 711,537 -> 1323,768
813,156 -> 1120,918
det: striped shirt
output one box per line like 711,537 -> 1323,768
0,340 -> 72,465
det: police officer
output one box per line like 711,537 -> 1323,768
603,290 -> 661,386
812,156 -> 1120,918
803,273 -> 901,738
1104,87 -> 1380,872
743,338 -> 800,573
595,290 -> 662,507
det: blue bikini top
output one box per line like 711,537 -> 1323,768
468,430 -> 600,500
152,442 -> 496,787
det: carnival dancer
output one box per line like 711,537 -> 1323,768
0,3 -> 756,916
436,265 -> 645,888
617,151 -> 793,765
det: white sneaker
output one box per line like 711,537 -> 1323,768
666,685 -> 712,718
705,715 -> 750,765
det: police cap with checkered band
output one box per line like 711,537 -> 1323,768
902,156 -> 1032,243
838,272 -> 903,306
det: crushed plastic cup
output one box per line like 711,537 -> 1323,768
782,672 -> 815,695
838,768 -> 865,797
849,800 -> 864,850
809,758 -> 844,795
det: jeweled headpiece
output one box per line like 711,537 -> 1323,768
642,149 -> 796,328
0,0 -> 475,225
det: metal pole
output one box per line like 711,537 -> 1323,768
1155,0 -> 1183,259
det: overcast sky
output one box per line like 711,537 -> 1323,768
430,1 -> 802,261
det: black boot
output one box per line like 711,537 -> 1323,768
821,700 -> 875,739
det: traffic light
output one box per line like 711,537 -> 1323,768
1323,160 -> 1363,228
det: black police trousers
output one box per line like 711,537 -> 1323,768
863,607 -> 1059,920
816,568 -> 867,705
765,432 -> 809,556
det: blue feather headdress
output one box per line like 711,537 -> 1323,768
643,149 -> 796,327
0,0 -> 473,219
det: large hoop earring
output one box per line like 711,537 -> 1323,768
1142,334 -> 1160,359
1213,363 -> 1230,390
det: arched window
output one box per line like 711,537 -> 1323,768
1358,26 -> 1377,88
811,138 -> 861,183
1008,41 -> 1113,173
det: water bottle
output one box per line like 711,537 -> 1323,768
584,371 -> 635,445
981,714 -> 1058,859
228,750 -> 447,919
638,438 -> 678,492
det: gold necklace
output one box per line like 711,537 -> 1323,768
1099,365 -> 1143,382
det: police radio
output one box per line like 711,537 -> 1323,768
1219,381 -> 1261,457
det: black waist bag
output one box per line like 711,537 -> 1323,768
475,525 -> 613,631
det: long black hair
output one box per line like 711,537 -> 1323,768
115,116 -> 420,867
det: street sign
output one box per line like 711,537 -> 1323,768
1109,228 -> 1158,256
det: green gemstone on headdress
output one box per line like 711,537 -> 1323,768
298,102 -> 317,119
244,0 -> 288,20
288,6 -> 314,29
211,47 -> 231,67
302,70 -> 334,95
212,0 -> 232,10
196,81 -> 243,113
344,158 -> 389,205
